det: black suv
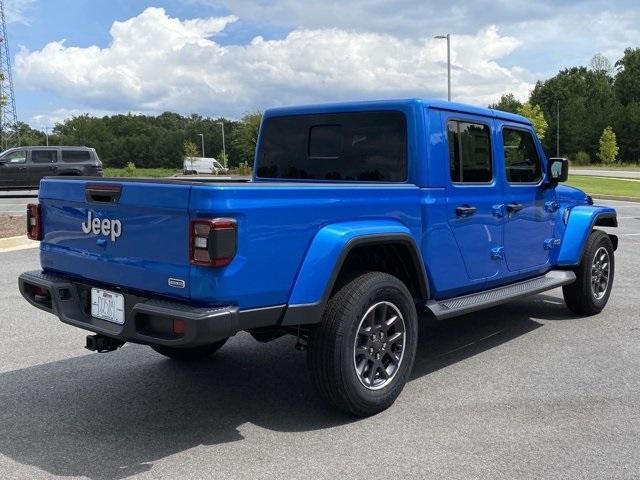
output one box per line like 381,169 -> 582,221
0,146 -> 102,189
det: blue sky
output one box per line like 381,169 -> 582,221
8,0 -> 640,129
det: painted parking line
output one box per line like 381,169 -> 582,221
0,236 -> 38,253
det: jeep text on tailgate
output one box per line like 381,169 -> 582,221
19,99 -> 618,416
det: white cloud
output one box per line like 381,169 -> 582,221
30,108 -> 127,130
4,0 -> 35,24
195,0 -> 639,76
16,7 -> 534,119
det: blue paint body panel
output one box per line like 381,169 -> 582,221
288,220 -> 414,306
35,98 -> 616,317
556,205 -> 617,266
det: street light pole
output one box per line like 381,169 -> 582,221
556,100 -> 560,157
434,34 -> 451,101
197,133 -> 205,157
218,121 -> 226,167
44,129 -> 49,147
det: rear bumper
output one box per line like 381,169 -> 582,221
19,270 -> 284,347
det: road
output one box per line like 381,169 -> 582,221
571,168 -> 640,179
0,200 -> 639,479
0,191 -> 37,216
0,190 -> 38,216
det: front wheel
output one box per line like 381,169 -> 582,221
563,230 -> 615,316
151,338 -> 227,361
307,271 -> 418,417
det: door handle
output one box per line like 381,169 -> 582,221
456,205 -> 477,217
506,203 -> 524,213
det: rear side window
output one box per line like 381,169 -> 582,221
257,111 -> 407,182
502,128 -> 542,183
31,150 -> 57,164
448,121 -> 492,183
62,150 -> 91,162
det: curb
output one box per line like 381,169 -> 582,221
0,235 -> 38,253
591,194 -> 640,203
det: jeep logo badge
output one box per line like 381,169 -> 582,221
81,210 -> 122,241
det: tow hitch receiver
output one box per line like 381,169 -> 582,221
85,334 -> 125,353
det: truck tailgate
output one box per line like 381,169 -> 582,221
39,178 -> 192,300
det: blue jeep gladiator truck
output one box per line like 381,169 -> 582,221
19,99 -> 618,416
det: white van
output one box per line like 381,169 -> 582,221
183,157 -> 229,175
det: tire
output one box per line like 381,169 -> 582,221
151,338 -> 227,361
307,271 -> 418,417
563,230 -> 615,316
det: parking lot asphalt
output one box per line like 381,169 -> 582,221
0,199 -> 638,480
0,195 -> 36,216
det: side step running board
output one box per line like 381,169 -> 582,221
425,270 -> 576,320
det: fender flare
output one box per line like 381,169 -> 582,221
557,206 -> 617,266
281,220 -> 428,326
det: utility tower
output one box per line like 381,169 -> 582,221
0,0 -> 18,150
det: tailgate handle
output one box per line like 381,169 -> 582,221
86,184 -> 122,203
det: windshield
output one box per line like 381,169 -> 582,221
256,110 -> 407,182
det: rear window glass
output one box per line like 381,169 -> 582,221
62,150 -> 91,162
256,111 -> 407,182
31,150 -> 57,163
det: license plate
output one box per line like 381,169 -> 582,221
91,288 -> 125,324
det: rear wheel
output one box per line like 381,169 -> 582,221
307,271 -> 418,417
563,230 -> 614,315
151,338 -> 227,361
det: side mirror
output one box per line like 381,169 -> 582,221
548,157 -> 568,183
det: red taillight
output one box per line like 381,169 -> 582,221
172,319 -> 186,335
189,218 -> 237,267
26,204 -> 41,240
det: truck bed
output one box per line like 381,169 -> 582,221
38,176 -> 422,309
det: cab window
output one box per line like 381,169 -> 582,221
503,128 -> 542,183
447,120 -> 492,183
2,150 -> 26,164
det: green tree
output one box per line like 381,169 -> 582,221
613,102 -> 640,163
590,53 -> 614,77
613,48 -> 640,163
517,103 -> 548,140
16,122 -> 46,146
232,111 -> 262,166
530,67 -> 619,159
597,127 -> 619,164
124,162 -> 137,177
489,93 -> 522,113
614,48 -> 640,106
217,150 -> 229,168
183,140 -> 199,159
